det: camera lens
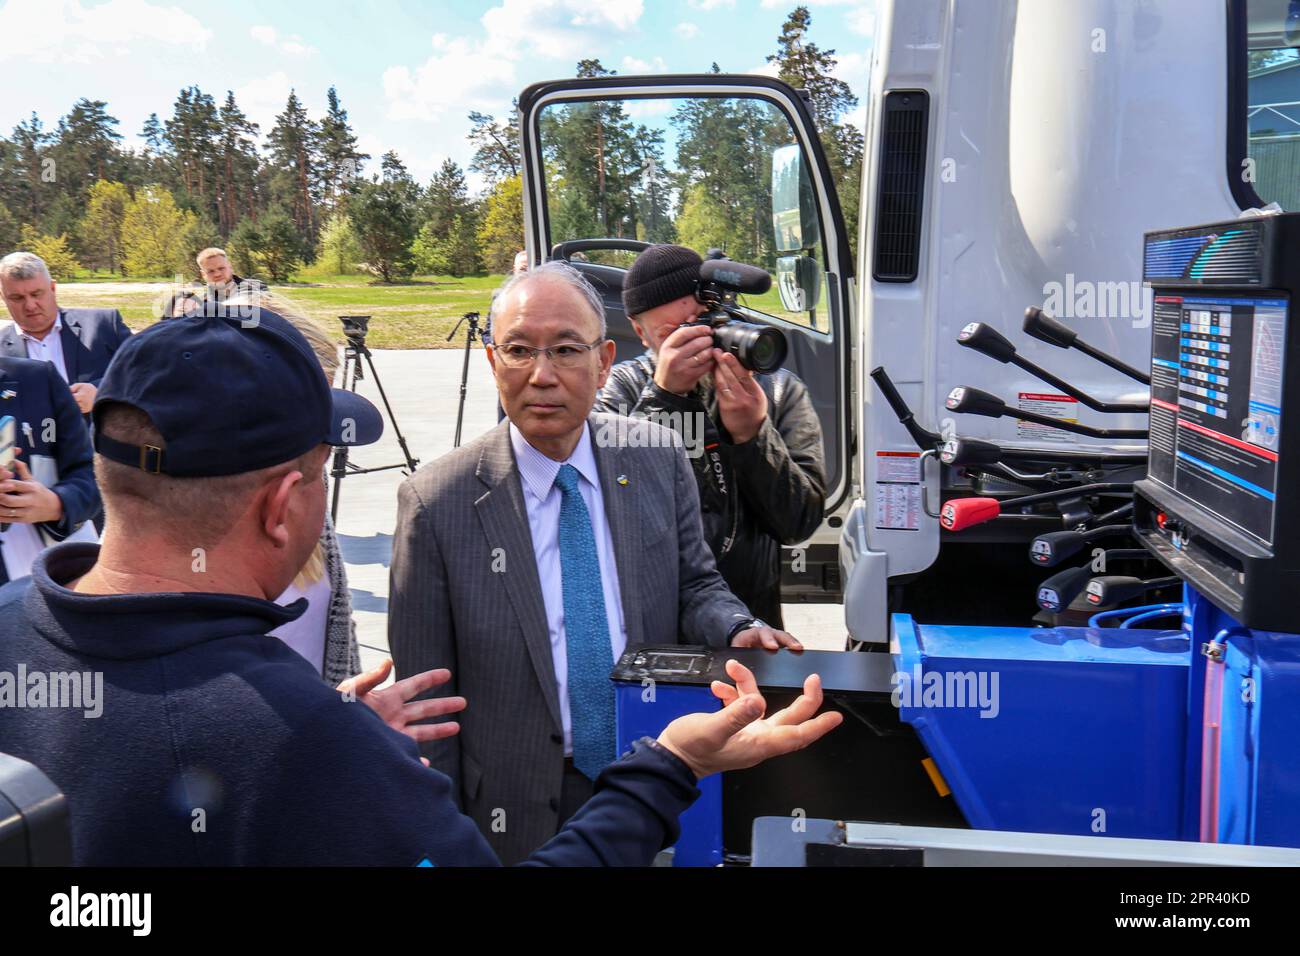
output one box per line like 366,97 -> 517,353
712,320 -> 787,374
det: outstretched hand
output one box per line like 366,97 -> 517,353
656,659 -> 841,779
337,658 -> 466,748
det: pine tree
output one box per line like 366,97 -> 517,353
670,79 -> 780,264
10,113 -> 51,226
139,112 -> 167,184
348,152 -> 418,282
266,90 -> 322,250
421,159 -> 473,241
767,6 -> 863,256
141,113 -> 165,154
318,87 -> 368,215
215,92 -> 260,237
468,106 -> 521,184
538,60 -> 646,249
164,87 -> 221,216
51,99 -> 123,201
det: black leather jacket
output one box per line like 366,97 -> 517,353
595,350 -> 827,626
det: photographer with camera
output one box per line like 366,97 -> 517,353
596,244 -> 827,628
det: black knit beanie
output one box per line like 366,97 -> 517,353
622,244 -> 702,317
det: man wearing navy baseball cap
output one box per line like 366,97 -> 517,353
0,306 -> 840,865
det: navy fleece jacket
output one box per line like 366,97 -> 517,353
0,543 -> 699,865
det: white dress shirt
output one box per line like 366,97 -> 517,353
20,317 -> 69,383
509,422 -> 628,755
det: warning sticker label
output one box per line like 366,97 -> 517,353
1017,392 -> 1077,443
874,451 -> 922,531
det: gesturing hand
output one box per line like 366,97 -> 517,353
656,659 -> 841,779
337,658 -> 466,746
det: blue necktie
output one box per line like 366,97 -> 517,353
554,464 -> 616,780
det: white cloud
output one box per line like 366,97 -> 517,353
622,55 -> 668,74
675,21 -> 699,40
833,50 -> 870,93
0,0 -> 210,64
689,0 -> 735,9
745,61 -> 782,79
844,103 -> 866,133
382,33 -> 517,123
480,0 -> 644,62
248,24 -> 316,57
624,100 -> 671,120
233,72 -> 319,137
383,0 -> 645,128
846,2 -> 877,37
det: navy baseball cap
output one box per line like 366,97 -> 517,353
92,309 -> 383,477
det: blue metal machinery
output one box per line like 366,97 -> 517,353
612,215 -> 1300,864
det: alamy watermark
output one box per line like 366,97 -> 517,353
1042,273 -> 1150,328
891,665 -> 1000,719
0,665 -> 103,718
594,407 -> 709,459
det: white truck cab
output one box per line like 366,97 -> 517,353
515,0 -> 1290,645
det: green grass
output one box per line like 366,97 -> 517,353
54,268 -> 824,348
55,272 -> 505,349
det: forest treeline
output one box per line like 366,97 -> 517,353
0,7 -> 861,283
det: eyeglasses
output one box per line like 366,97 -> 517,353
491,339 -> 605,369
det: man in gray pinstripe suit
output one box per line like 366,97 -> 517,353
390,261 -> 804,863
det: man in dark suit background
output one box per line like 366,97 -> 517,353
0,252 -> 133,415
0,353 -> 101,581
389,261 -> 804,863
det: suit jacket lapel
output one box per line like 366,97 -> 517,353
58,311 -> 80,382
474,421 -> 562,731
591,416 -> 644,648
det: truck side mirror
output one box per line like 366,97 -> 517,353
777,255 -> 821,313
771,143 -> 821,254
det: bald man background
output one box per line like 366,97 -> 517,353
389,261 -> 802,863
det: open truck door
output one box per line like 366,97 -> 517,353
517,74 -> 858,603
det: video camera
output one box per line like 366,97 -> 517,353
687,251 -> 788,374
339,314 -> 371,351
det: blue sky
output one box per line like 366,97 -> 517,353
0,0 -> 875,191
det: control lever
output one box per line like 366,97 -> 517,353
1029,524 -> 1134,567
1037,566 -> 1094,613
1023,307 -> 1151,385
957,322 -> 1149,413
939,482 -> 1134,532
1085,574 -> 1181,607
870,367 -> 942,450
946,386 -> 1148,439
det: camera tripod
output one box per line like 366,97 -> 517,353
329,315 -> 419,523
447,310 -> 484,449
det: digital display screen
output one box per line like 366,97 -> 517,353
1147,294 -> 1285,546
